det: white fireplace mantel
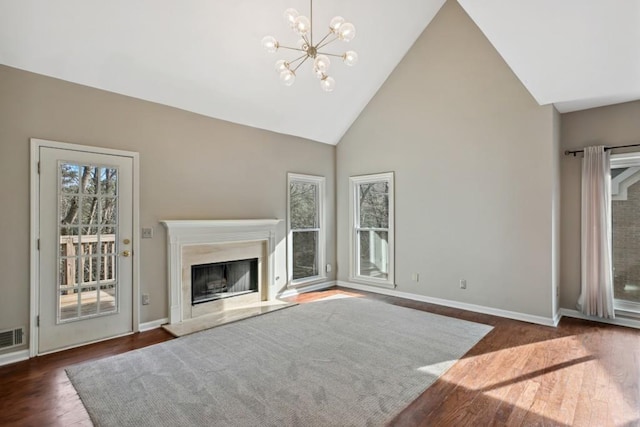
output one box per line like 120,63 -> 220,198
161,219 -> 283,324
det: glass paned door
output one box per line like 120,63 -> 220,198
611,164 -> 640,307
58,163 -> 119,322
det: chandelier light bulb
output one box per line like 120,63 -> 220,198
343,50 -> 358,66
293,15 -> 311,35
261,35 -> 279,53
280,69 -> 296,86
314,55 -> 331,73
329,16 -> 345,33
275,59 -> 289,73
337,22 -> 356,42
283,8 -> 299,28
320,76 -> 336,92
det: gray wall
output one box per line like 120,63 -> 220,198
560,100 -> 640,309
336,0 -> 558,319
0,65 -> 336,353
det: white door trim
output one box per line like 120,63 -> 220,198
29,138 -> 140,357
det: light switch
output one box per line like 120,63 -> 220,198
142,227 -> 154,239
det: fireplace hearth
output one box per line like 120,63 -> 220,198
191,258 -> 258,304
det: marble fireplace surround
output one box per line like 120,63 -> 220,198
161,220 -> 282,325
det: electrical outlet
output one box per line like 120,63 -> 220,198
142,227 -> 153,239
411,273 -> 419,282
459,279 -> 467,289
141,293 -> 150,305
326,263 -> 332,273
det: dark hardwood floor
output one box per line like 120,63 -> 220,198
1,288 -> 638,426
0,327 -> 173,426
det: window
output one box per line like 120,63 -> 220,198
350,172 -> 394,287
288,173 -> 325,285
58,163 -> 119,322
611,152 -> 640,313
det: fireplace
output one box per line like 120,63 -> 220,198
191,258 -> 258,304
161,219 -> 282,324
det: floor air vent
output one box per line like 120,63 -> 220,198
0,327 -> 24,350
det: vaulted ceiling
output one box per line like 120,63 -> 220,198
457,0 -> 640,114
1,1 -> 638,144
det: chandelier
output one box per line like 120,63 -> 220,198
261,0 -> 358,92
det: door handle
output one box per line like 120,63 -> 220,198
121,250 -> 131,257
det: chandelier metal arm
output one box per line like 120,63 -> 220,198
310,0 -> 313,46
316,52 -> 344,59
314,32 -> 333,49
279,45 -> 306,53
316,34 -> 339,50
301,34 -> 311,48
288,53 -> 308,65
292,55 -> 311,72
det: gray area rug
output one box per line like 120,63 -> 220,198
66,296 -> 492,427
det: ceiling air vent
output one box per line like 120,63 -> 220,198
0,327 -> 24,350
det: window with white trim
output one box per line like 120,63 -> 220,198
288,173 -> 325,285
350,172 -> 394,287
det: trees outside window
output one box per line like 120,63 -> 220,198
57,163 -> 119,320
350,172 -> 394,287
288,173 -> 325,285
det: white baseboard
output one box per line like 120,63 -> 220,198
337,281 -> 558,327
0,349 -> 29,367
0,320 -> 171,365
277,281 -> 336,299
139,318 -> 168,332
560,308 -> 640,330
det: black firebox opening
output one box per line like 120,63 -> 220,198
191,258 -> 258,305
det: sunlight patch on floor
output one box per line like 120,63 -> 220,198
417,360 -> 456,377
304,292 -> 363,303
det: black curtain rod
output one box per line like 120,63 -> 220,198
564,143 -> 640,157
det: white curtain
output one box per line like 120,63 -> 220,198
577,146 -> 615,318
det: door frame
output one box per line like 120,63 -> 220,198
29,138 -> 141,357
